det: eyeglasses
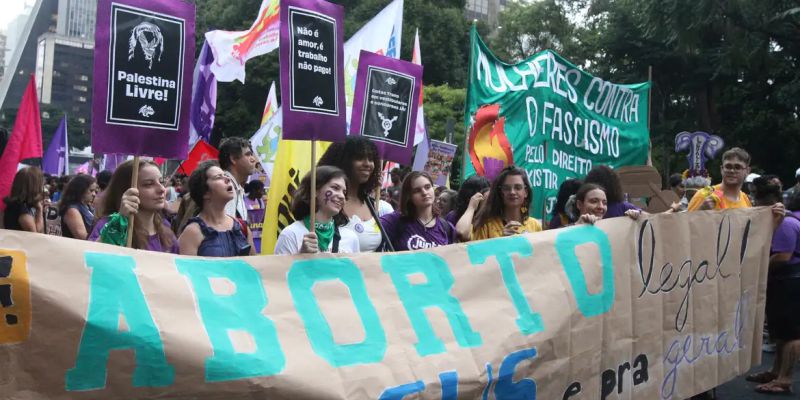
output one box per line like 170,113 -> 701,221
722,163 -> 747,172
501,184 -> 525,193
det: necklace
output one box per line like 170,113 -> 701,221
417,216 -> 436,227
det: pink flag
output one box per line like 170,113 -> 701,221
0,75 -> 42,211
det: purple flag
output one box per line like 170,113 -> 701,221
91,0 -> 196,159
279,0 -> 346,141
350,50 -> 423,164
42,116 -> 69,176
188,41 -> 217,147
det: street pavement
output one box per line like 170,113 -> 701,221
716,351 -> 799,399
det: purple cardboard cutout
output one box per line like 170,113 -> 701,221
279,0 -> 346,142
350,50 -> 422,164
92,0 -> 195,159
675,131 -> 725,178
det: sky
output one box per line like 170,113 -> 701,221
0,0 -> 35,33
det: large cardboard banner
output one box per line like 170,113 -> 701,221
464,26 -> 650,219
0,209 -> 770,399
91,0 -> 196,159
351,51 -> 423,165
279,0 -> 346,141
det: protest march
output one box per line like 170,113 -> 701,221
0,0 -> 798,398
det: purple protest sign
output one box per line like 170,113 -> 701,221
279,0 -> 346,141
92,0 -> 195,159
350,50 -> 423,164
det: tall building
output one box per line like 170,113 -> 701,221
0,32 -> 6,81
5,5 -> 34,69
465,0 -> 506,27
0,0 -> 96,137
57,0 -> 96,39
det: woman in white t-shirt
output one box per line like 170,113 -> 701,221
274,166 -> 359,254
318,137 -> 394,251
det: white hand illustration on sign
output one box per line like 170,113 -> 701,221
377,112 -> 398,137
313,96 -> 324,107
129,22 -> 164,70
386,77 -> 397,85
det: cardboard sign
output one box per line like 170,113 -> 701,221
279,0 -> 346,141
92,0 -> 195,158
0,209 -> 770,399
350,51 -> 422,164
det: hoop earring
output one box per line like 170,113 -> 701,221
521,206 -> 528,215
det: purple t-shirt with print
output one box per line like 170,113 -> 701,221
380,211 -> 455,251
771,213 -> 800,265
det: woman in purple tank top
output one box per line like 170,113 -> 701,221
178,161 -> 255,257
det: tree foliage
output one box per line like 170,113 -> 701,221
194,0 -> 799,185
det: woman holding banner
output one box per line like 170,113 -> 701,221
465,166 -> 542,240
178,161 -> 255,257
318,137 -> 394,252
570,183 -> 642,225
2,166 -> 46,233
274,166 -> 359,254
584,165 -> 640,218
379,171 -> 456,251
89,160 -> 179,253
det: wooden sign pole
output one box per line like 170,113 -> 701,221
309,141 -> 317,228
125,156 -> 140,248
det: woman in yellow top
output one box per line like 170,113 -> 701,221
461,166 -> 542,240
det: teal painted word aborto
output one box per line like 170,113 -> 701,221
65,252 -> 174,391
555,225 -> 616,317
381,252 -> 483,356
288,258 -> 387,367
176,258 -> 286,382
467,237 -> 545,335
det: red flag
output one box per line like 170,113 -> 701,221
177,139 -> 218,175
0,75 -> 42,211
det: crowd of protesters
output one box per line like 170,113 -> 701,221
2,139 -> 797,396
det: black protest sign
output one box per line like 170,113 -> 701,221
104,4 -> 186,130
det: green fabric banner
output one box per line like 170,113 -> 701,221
463,26 -> 650,220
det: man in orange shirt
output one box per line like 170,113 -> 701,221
688,147 -> 753,211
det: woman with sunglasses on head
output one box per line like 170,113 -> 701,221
274,166 -> 359,254
464,166 -> 542,241
571,183 -> 641,225
318,137 -> 393,252
3,166 -> 46,233
379,171 -> 456,251
89,160 -> 179,253
59,174 -> 98,240
584,165 -> 640,218
178,161 -> 255,257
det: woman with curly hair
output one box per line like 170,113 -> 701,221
178,161 -> 255,257
459,166 -> 542,241
318,137 -> 394,252
58,174 -> 98,239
